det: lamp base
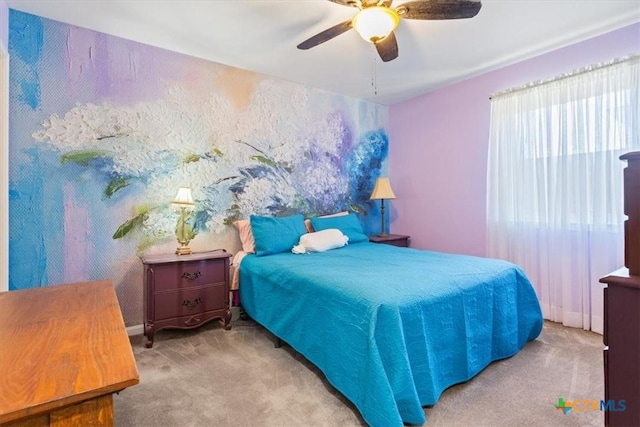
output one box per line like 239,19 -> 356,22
175,246 -> 192,255
377,232 -> 389,237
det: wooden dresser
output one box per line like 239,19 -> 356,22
141,250 -> 232,348
600,151 -> 640,426
0,280 -> 139,426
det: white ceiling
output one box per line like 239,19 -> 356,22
5,0 -> 640,105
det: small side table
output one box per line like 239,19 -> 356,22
141,250 -> 232,348
368,234 -> 410,247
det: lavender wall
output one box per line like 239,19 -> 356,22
389,23 -> 640,256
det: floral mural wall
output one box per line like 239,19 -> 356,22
8,10 -> 389,324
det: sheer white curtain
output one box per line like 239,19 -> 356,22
487,56 -> 640,333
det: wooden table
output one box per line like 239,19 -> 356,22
0,280 -> 139,426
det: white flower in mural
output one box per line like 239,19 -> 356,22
32,79 -> 388,249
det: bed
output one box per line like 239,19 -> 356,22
235,213 -> 543,427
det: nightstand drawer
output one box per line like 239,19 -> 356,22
154,283 -> 227,320
151,260 -> 226,292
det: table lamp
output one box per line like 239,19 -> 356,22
172,187 -> 195,255
370,177 -> 396,236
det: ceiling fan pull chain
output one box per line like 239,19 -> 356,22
371,45 -> 378,96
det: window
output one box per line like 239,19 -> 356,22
487,56 -> 640,332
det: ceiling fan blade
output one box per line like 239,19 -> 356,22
397,0 -> 482,20
297,20 -> 354,50
340,0 -> 392,7
328,0 -> 361,7
375,31 -> 398,62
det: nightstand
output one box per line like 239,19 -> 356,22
369,234 -> 410,247
141,250 -> 232,348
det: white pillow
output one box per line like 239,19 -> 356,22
292,229 -> 349,254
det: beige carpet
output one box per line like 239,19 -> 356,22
114,319 -> 603,427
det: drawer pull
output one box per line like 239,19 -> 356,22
182,297 -> 203,308
181,271 -> 201,280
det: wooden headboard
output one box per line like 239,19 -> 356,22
621,151 -> 640,276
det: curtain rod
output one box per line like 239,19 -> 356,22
489,53 -> 640,100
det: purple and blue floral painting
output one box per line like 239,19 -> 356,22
8,10 -> 389,323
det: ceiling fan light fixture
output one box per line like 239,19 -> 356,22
352,6 -> 400,43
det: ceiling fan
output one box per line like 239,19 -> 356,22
297,0 -> 482,62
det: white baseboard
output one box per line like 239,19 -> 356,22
127,324 -> 144,337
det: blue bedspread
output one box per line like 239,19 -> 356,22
239,242 -> 542,426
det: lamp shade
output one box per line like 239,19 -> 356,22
172,187 -> 195,207
370,177 -> 396,200
352,7 -> 400,43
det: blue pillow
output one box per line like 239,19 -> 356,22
250,214 -> 307,256
309,213 -> 369,244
